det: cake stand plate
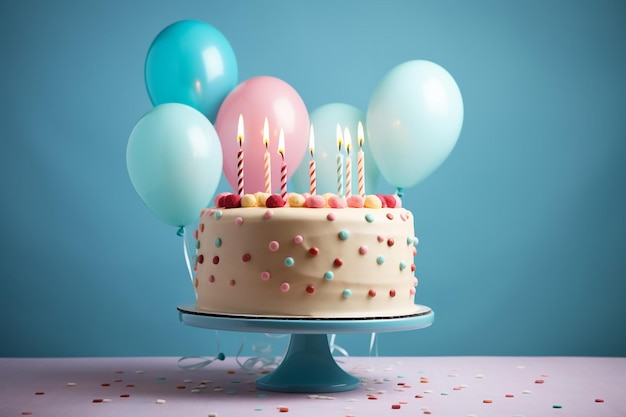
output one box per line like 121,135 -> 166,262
178,304 -> 434,393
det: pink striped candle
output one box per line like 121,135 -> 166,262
344,127 -> 352,199
336,124 -> 343,197
357,121 -> 365,198
308,124 -> 316,195
277,129 -> 287,199
263,118 -> 271,194
237,114 -> 244,196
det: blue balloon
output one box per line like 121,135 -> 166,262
291,103 -> 380,195
367,60 -> 463,189
127,103 -> 223,227
145,20 -> 238,122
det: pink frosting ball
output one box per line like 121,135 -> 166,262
328,195 -> 347,208
392,194 -> 402,208
305,195 -> 326,208
346,195 -> 364,208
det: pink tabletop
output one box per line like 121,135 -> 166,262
1,356 -> 624,416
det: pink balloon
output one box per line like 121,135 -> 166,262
215,76 -> 309,194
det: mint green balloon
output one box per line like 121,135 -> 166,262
127,103 -> 223,227
367,60 -> 463,189
291,103 -> 380,195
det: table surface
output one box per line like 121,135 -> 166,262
1,356 -> 624,417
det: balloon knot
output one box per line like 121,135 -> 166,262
177,226 -> 185,237
217,352 -> 226,361
396,187 -> 404,198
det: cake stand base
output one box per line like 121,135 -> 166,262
256,333 -> 360,392
178,304 -> 434,393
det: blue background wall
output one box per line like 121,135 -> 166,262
1,0 -> 625,358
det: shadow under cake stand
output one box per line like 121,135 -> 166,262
178,304 -> 434,393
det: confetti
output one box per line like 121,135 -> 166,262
595,398 -> 605,403
391,404 -> 401,409
522,390 -> 532,394
66,382 -> 76,387
278,406 -> 289,412
535,379 -> 545,384
483,399 -> 493,404
155,399 -> 166,404
553,404 -> 563,409
120,394 -> 130,398
35,392 -> 45,395
21,412 -> 32,415
208,413 -> 218,417
505,394 -> 515,398
92,399 -> 104,403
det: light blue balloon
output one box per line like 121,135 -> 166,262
145,20 -> 238,122
127,103 -> 223,227
366,60 -> 463,189
291,103 -> 380,195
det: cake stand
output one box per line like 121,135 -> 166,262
178,303 -> 434,393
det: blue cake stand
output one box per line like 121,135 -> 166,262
178,304 -> 434,393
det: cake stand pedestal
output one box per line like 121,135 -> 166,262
178,304 -> 434,393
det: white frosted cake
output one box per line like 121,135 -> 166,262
193,193 -> 419,318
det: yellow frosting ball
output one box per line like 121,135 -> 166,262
322,193 -> 335,207
288,193 -> 306,207
255,192 -> 270,206
364,194 -> 383,209
241,194 -> 257,207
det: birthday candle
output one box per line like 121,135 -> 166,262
344,127 -> 352,199
308,124 -> 316,195
336,123 -> 344,197
237,114 -> 244,196
278,128 -> 287,200
263,118 -> 271,194
357,121 -> 365,198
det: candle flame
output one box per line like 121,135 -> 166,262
357,121 -> 364,148
336,123 -> 343,152
263,118 -> 269,148
277,128 -> 285,159
344,127 -> 352,154
309,124 -> 315,157
237,114 -> 244,146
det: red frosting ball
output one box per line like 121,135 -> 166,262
381,195 -> 397,208
266,194 -> 286,208
224,193 -> 242,208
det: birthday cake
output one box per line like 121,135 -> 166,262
193,193 -> 420,318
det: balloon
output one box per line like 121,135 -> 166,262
291,103 -> 380,195
366,60 -> 463,189
127,103 -> 223,227
145,20 -> 238,122
215,76 -> 309,194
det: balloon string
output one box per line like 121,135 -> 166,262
369,332 -> 379,357
177,330 -> 226,370
235,333 -> 288,373
396,187 -> 404,198
179,226 -> 195,289
329,334 -> 350,363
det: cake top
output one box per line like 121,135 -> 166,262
213,192 -> 402,209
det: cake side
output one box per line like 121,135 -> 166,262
194,207 -> 419,318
